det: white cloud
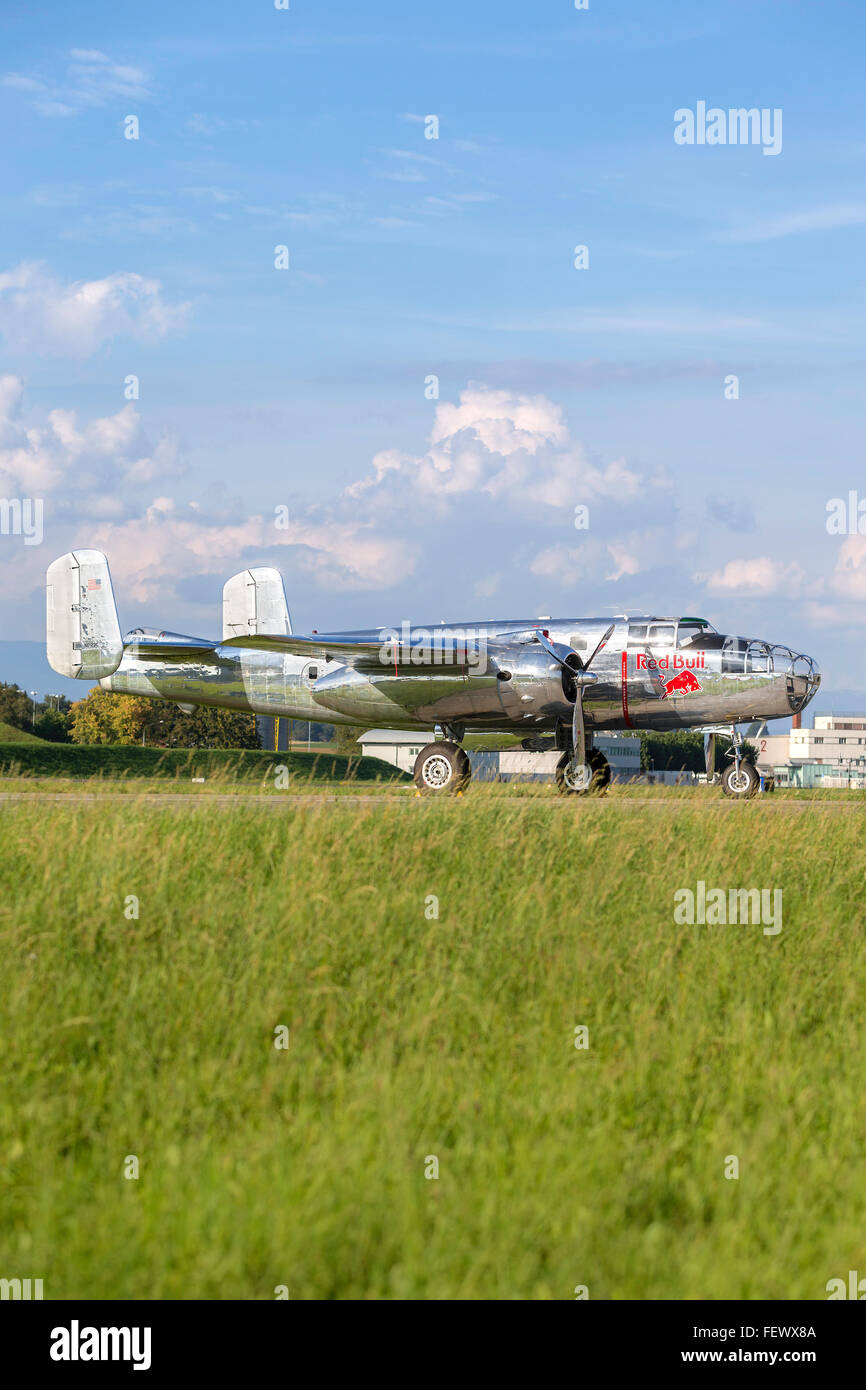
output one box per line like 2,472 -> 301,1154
605,542 -> 642,583
0,380 -> 669,625
0,379 -> 411,610
185,113 -> 261,136
370,216 -> 418,228
720,203 -> 866,244
530,542 -> 609,585
345,384 -> 652,513
0,262 -> 189,356
531,528 -> 664,587
473,573 -> 500,599
700,557 -> 806,596
829,535 -> 866,599
0,375 -> 178,500
3,50 -> 150,117
90,509 -> 413,603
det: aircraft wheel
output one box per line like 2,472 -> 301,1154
413,741 -> 471,794
721,760 -> 760,799
555,748 -> 610,795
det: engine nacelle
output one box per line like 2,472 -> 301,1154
312,642 -> 576,725
493,644 -> 575,720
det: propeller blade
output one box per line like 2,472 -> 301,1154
571,683 -> 588,788
585,622 -> 615,671
534,629 -> 564,665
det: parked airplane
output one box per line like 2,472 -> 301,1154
46,550 -> 820,798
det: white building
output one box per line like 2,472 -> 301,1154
357,730 -> 642,782
755,714 -> 866,789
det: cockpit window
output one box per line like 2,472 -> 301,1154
722,635 -> 746,672
677,621 -> 712,647
647,624 -> 675,646
627,623 -> 648,644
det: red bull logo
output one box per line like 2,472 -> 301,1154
635,650 -> 705,699
662,668 -> 702,697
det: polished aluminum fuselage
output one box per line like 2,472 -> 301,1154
103,616 -> 820,735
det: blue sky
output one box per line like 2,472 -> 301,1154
2,0 -> 866,705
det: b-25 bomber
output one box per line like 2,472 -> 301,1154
46,550 -> 820,798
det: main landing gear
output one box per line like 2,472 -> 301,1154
555,747 -> 611,795
413,725 -> 471,794
553,718 -> 611,797
413,741 -> 471,793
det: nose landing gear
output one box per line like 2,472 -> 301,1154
721,760 -> 760,798
720,723 -> 760,800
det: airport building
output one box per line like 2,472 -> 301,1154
754,714 -> 866,789
356,729 -> 643,783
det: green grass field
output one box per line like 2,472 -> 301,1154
1,785 -> 865,1299
0,720 -> 44,745
0,740 -> 407,783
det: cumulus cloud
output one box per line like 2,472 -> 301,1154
531,528 -> 666,587
346,384 -> 652,512
88,507 -> 412,603
0,379 -> 411,611
0,380 -> 670,627
700,557 -> 806,596
530,541 -> 609,585
0,375 -> 178,502
0,262 -> 189,356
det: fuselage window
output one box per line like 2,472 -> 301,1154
722,636 -> 746,672
745,642 -> 771,674
627,624 -> 648,644
647,624 -> 675,646
308,666 -> 318,681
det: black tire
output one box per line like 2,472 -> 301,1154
721,759 -> 760,799
413,741 -> 471,794
555,748 -> 610,796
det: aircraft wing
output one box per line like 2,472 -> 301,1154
219,632 -> 505,671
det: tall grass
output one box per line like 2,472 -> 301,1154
0,794 -> 864,1299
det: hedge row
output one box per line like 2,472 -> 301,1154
0,743 -> 407,782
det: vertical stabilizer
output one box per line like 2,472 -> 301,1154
46,550 -> 123,679
222,567 -> 292,640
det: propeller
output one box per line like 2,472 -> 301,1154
535,622 -> 615,789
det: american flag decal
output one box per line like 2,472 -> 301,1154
86,578 -> 102,591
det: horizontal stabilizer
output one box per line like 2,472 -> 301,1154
46,550 -> 123,679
